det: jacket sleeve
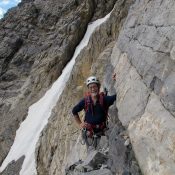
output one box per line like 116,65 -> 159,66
105,94 -> 116,107
72,98 -> 85,115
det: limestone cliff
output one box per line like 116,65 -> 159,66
1,0 -> 175,175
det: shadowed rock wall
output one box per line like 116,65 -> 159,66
0,0 -> 116,170
1,0 -> 175,175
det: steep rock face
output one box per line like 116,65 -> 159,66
111,0 -> 175,174
1,0 -> 175,175
36,1 -> 136,175
0,0 -> 116,167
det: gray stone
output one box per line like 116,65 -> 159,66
0,156 -> 25,175
107,125 -> 126,174
161,72 -> 175,115
66,168 -> 112,175
117,0 -> 175,115
129,93 -> 175,175
170,46 -> 175,60
112,52 -> 150,126
82,169 -> 112,175
98,136 -> 109,154
82,150 -> 107,170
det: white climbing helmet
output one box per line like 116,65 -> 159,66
86,76 -> 100,86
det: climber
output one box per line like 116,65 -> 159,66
72,74 -> 116,150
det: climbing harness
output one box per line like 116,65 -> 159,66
80,122 -> 107,149
81,127 -> 101,149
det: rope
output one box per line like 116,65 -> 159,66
81,128 -> 101,149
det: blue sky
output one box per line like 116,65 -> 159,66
0,0 -> 21,19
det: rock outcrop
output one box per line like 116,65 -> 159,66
112,0 -> 175,174
36,1 -> 140,175
0,0 -> 116,167
1,0 -> 175,175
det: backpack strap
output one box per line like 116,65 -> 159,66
84,92 -> 109,119
84,92 -> 109,134
84,93 -> 94,115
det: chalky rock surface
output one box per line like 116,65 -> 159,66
1,0 -> 175,175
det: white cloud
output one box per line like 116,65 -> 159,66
0,7 -> 5,19
1,0 -> 10,5
15,0 -> 21,2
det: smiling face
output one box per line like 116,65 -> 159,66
88,83 -> 100,97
